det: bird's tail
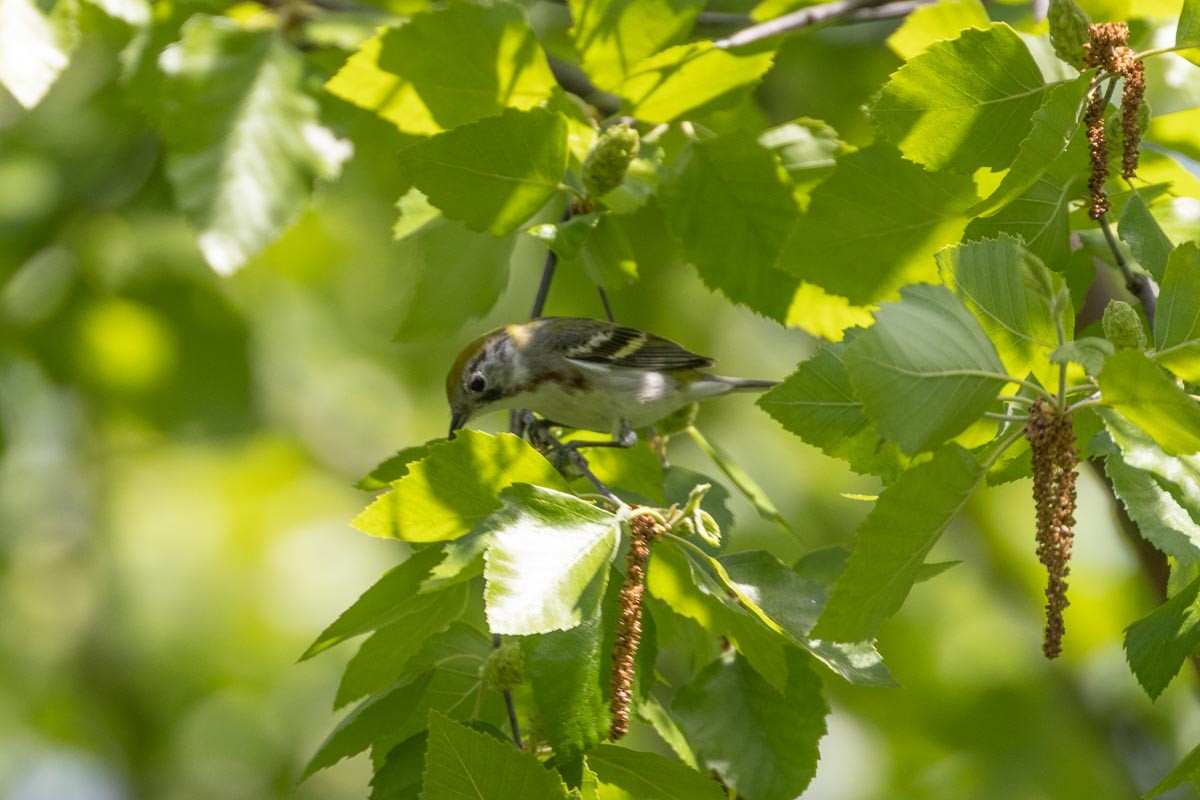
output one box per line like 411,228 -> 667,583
717,377 -> 778,391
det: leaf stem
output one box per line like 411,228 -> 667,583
997,394 -> 1037,406
982,426 -> 1026,470
1135,42 -> 1200,61
985,412 -> 1027,424
1065,395 -> 1102,415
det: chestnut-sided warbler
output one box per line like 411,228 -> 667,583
446,317 -> 776,446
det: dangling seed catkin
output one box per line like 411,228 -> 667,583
1081,22 -> 1145,215
609,513 -> 662,740
1025,399 -> 1079,659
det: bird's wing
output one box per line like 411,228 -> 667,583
550,319 -> 713,370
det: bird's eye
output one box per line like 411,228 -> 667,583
468,374 -> 486,393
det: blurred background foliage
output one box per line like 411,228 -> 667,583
2,0 -> 1199,798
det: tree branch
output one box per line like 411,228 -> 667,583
712,0 -> 916,49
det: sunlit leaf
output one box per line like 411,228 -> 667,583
154,16 -> 351,274
0,0 -> 71,108
483,484 -> 619,635
813,445 -> 985,642
672,650 -> 828,800
399,108 -> 568,236
886,0 -> 989,60
569,0 -> 704,92
1102,409 -> 1200,564
353,431 -> 570,542
843,284 -> 1008,455
647,543 -> 789,691
1098,351 -> 1200,456
968,74 -> 1090,217
324,2 -> 557,135
1178,0 -> 1200,67
874,24 -> 1049,173
621,42 -> 774,124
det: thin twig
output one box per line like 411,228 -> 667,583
1097,213 -> 1159,328
598,287 -> 616,322
547,56 -> 621,116
531,205 -> 573,319
713,0 -> 903,49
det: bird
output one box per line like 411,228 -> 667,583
445,317 -> 777,450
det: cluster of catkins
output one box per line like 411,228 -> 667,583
1082,22 -> 1146,218
1024,399 -> 1080,659
608,513 -> 662,740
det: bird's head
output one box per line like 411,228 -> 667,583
445,325 -> 523,438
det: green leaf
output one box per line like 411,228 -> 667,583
421,531 -> 490,593
620,42 -> 775,124
936,235 -> 1070,389
1098,351 -> 1200,456
324,2 -> 557,135
1101,409 -> 1200,564
1107,456 -> 1200,566
353,431 -> 570,542
421,711 -> 569,800
758,117 -> 850,208
569,0 -> 704,92
1124,574 -> 1200,700
659,132 -> 799,320
886,0 -> 990,60
392,218 -> 515,341
968,73 -> 1090,217
154,16 -> 350,274
335,582 -> 469,708
394,189 -> 441,241
357,444 -> 437,491
483,484 -> 619,635
672,651 -> 828,800
306,672 -> 436,778
1178,0 -> 1200,68
302,547 -> 447,660
757,335 -> 910,483
399,108 -> 568,236
780,144 -> 977,305
813,445 -> 985,642
843,284 -> 1008,456
963,135 -> 1088,267
647,543 -> 788,691
874,24 -> 1049,173
1050,337 -> 1114,377
1118,194 -> 1174,282
720,550 -> 896,686
1153,241 -> 1200,383
1145,738 -> 1200,798
588,745 -> 725,800
0,0 -> 71,109
634,695 -> 700,769
371,733 -> 426,800
521,616 -> 608,758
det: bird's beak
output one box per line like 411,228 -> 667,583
448,410 -> 467,440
